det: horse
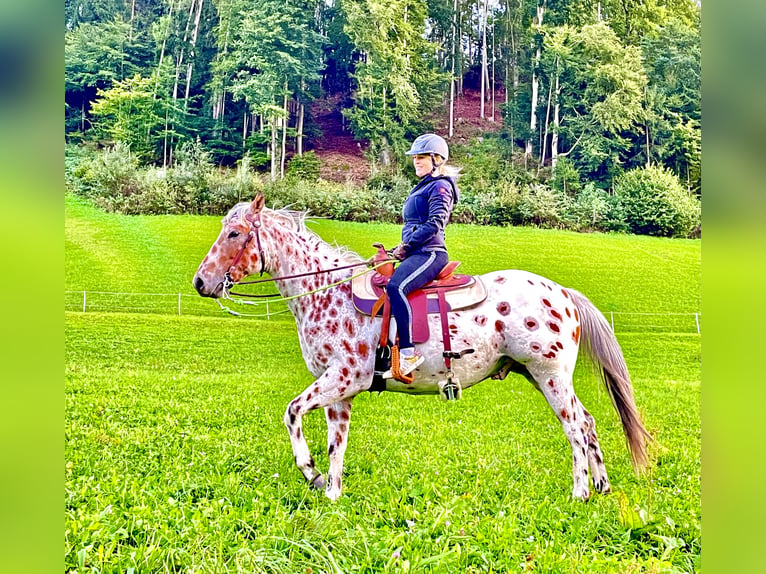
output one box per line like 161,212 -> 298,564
193,194 -> 651,501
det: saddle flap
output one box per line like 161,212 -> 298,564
352,270 -> 488,318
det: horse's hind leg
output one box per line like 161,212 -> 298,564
582,407 -> 611,493
526,363 -> 592,500
324,399 -> 353,501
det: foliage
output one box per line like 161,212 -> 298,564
342,0 -> 447,164
614,165 -> 701,237
263,178 -> 398,223
66,142 -> 704,239
286,150 -> 321,181
64,0 -> 700,199
89,73 -> 168,160
67,143 -> 263,215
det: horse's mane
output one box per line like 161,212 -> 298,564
224,202 -> 365,265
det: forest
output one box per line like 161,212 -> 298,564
65,0 -> 701,237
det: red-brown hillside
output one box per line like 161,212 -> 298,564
308,89 -> 505,184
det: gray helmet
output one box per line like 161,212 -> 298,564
405,133 -> 449,162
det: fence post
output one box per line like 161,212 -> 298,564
610,311 -> 614,331
695,312 -> 700,334
178,293 -> 182,316
266,300 -> 270,320
83,291 -> 86,312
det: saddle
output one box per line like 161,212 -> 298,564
353,244 -> 487,394
351,258 -> 487,342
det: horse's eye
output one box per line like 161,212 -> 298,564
227,231 -> 240,239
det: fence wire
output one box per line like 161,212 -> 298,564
65,290 -> 701,333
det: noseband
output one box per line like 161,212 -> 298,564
224,211 -> 266,288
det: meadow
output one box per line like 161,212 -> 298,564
65,195 -> 701,573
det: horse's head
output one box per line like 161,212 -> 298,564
193,194 -> 267,298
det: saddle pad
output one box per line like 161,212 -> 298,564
352,272 -> 488,317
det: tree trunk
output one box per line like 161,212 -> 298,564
645,120 -> 651,167
129,0 -> 136,41
540,74 -> 552,174
449,0 -> 457,136
551,69 -> 560,170
280,89 -> 288,179
242,110 -> 248,151
297,100 -> 304,156
270,117 -> 277,182
525,2 -> 545,163
480,0 -> 488,118
184,0 -> 204,110
173,0 -> 196,104
491,19 -> 495,122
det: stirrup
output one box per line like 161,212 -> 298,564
382,346 -> 421,382
438,374 -> 462,401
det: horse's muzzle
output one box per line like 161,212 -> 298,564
193,274 -> 223,298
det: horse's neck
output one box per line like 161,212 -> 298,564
266,225 -> 353,301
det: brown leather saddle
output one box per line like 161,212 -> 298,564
351,250 -> 488,344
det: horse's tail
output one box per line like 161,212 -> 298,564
567,289 -> 652,472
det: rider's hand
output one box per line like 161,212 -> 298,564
390,243 -> 408,260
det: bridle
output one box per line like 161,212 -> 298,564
223,211 -> 266,292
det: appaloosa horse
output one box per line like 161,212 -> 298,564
193,195 -> 651,501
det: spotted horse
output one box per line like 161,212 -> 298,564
193,195 -> 652,501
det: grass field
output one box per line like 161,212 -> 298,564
65,195 -> 701,573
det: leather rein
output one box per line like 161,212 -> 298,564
222,211 -> 388,299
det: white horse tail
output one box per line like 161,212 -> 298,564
567,289 -> 652,471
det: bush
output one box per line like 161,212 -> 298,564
76,142 -> 141,200
516,184 -> 567,228
614,165 -> 701,237
365,171 -> 414,222
550,157 -> 582,196
566,182 -> 611,231
286,151 -> 321,181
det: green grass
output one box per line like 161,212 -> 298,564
65,195 -> 701,573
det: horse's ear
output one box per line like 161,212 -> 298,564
251,193 -> 265,213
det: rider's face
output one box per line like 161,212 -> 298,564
413,154 -> 433,177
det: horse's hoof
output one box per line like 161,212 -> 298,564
310,474 -> 326,490
325,488 -> 341,502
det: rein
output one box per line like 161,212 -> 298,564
227,259 -> 378,296
219,210 -> 396,311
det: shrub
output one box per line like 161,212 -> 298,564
286,151 -> 321,181
516,184 -> 567,228
550,157 -> 582,196
614,165 -> 701,237
205,155 -> 264,214
566,182 -> 611,231
365,171 -> 414,222
77,142 -> 141,199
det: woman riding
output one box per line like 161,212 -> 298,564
383,133 -> 460,379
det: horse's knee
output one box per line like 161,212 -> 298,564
284,400 -> 301,428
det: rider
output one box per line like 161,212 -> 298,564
383,133 -> 459,379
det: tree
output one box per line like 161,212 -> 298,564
223,0 -> 324,179
547,22 -> 647,186
65,17 -> 148,137
342,0 -> 447,169
90,73 -> 168,160
640,17 -> 701,192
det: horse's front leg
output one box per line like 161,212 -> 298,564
324,399 -> 353,501
282,369 -> 364,499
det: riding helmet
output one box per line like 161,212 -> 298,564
405,133 -> 449,162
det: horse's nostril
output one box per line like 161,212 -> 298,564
194,276 -> 205,292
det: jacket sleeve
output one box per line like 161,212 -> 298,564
404,183 -> 454,252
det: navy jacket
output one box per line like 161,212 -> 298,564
401,174 -> 459,255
